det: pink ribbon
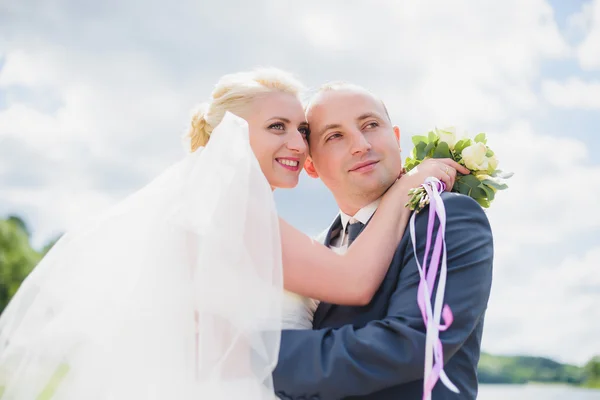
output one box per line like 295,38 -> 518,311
409,177 -> 460,400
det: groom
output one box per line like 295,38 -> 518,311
272,83 -> 494,399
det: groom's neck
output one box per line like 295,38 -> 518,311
337,194 -> 383,217
336,183 -> 393,216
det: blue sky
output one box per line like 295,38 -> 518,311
1,0 -> 599,365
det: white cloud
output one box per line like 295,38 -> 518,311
486,121 -> 600,248
480,121 -> 600,365
566,1 -> 595,40
484,245 -> 600,365
542,78 -> 600,109
576,0 -> 600,70
0,50 -> 58,87
0,0 -> 597,365
297,0 -> 568,130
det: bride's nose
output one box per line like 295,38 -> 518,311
287,130 -> 307,154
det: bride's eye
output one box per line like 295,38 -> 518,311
268,122 -> 285,131
299,126 -> 310,137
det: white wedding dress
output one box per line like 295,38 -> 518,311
281,292 -> 316,330
0,113 -> 315,399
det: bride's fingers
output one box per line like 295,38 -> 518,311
439,164 -> 456,190
434,166 -> 454,190
437,158 -> 470,175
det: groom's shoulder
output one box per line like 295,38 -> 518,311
438,192 -> 491,227
440,191 -> 480,208
423,192 -> 490,224
405,192 -> 493,246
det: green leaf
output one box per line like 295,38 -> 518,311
454,181 -> 471,196
475,197 -> 491,208
415,141 -> 427,160
474,133 -> 487,144
455,174 -> 488,198
491,170 -> 514,179
479,183 -> 496,201
432,141 -> 452,159
411,135 -> 428,146
459,174 -> 484,188
483,179 -> 508,191
424,142 -> 436,158
470,187 -> 487,198
454,138 -> 471,154
428,130 -> 438,144
404,157 -> 421,172
485,148 -> 495,157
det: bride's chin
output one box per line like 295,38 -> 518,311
269,177 -> 300,191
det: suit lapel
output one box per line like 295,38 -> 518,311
312,215 -> 341,328
313,212 -> 378,328
323,215 -> 341,247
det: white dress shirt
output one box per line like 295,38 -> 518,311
329,198 -> 381,254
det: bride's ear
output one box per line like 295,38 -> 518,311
304,157 -> 319,178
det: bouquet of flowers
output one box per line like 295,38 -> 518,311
403,127 -> 512,400
404,127 -> 513,212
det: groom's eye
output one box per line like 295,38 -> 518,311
326,133 -> 342,142
365,122 -> 379,129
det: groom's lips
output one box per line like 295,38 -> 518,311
349,160 -> 379,173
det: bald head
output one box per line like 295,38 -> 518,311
302,82 -> 402,215
306,82 -> 391,131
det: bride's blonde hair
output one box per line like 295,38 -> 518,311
186,68 -> 305,152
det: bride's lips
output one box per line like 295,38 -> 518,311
349,160 -> 379,173
276,157 -> 301,172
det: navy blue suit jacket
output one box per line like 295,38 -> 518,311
273,192 -> 494,399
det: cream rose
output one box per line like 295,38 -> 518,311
487,155 -> 499,173
461,142 -> 489,171
437,127 -> 458,150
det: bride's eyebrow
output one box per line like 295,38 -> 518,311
267,117 -> 291,123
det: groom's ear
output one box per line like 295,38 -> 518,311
304,157 -> 319,178
393,125 -> 401,142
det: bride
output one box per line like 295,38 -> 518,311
0,68 -> 461,399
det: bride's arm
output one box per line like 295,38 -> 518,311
281,158 -> 469,306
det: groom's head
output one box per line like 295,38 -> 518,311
304,83 -> 402,215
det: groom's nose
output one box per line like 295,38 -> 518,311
349,129 -> 371,155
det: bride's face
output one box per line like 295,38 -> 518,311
244,92 -> 309,189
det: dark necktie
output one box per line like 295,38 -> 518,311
347,221 -> 365,247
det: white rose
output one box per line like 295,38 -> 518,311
437,127 -> 458,150
461,142 -> 489,171
487,155 -> 498,173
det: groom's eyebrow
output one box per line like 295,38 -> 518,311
357,112 -> 383,121
317,123 -> 342,138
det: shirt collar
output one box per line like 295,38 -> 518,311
340,198 -> 381,231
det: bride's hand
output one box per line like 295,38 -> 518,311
390,158 -> 470,198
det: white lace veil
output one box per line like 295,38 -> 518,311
0,113 -> 283,399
